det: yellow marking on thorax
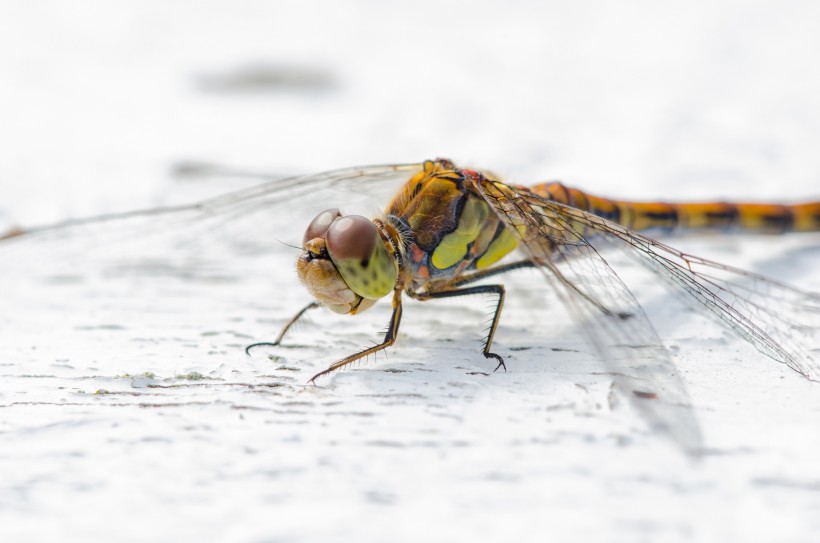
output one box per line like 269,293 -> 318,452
431,198 -> 488,269
476,228 -> 519,269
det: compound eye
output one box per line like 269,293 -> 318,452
325,215 -> 377,263
326,215 -> 397,300
303,208 -> 342,246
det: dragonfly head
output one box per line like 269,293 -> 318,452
297,208 -> 398,315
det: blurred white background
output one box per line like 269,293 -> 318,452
2,0 -> 819,226
1,2 -> 819,542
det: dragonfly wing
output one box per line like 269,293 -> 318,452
0,162 -> 425,276
478,178 -> 704,453
550,205 -> 820,382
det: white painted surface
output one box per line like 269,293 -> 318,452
1,1 -> 820,542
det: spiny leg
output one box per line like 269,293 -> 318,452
478,257 -> 626,319
245,301 -> 320,355
452,259 -> 536,287
308,289 -> 404,384
411,284 -> 507,372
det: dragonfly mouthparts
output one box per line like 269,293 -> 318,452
304,244 -> 330,262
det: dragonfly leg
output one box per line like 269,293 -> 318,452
452,259 -> 536,287
411,285 -> 507,372
245,301 -> 320,355
308,290 -> 404,384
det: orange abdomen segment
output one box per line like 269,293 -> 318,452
792,202 -> 820,232
532,182 -> 820,234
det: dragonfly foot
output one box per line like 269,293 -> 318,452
307,366 -> 334,385
244,342 -> 280,356
486,352 -> 506,372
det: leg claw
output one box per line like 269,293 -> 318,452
486,352 -> 506,373
244,342 -> 280,356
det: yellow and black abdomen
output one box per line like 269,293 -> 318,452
533,182 -> 820,234
386,161 -> 519,287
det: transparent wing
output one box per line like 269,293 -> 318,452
0,162 -> 425,277
478,178 -> 705,453
550,204 -> 820,381
479,177 -> 819,450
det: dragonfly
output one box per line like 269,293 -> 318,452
2,158 -> 819,453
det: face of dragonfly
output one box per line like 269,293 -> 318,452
297,208 -> 398,315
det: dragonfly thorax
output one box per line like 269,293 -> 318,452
297,208 -> 399,315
